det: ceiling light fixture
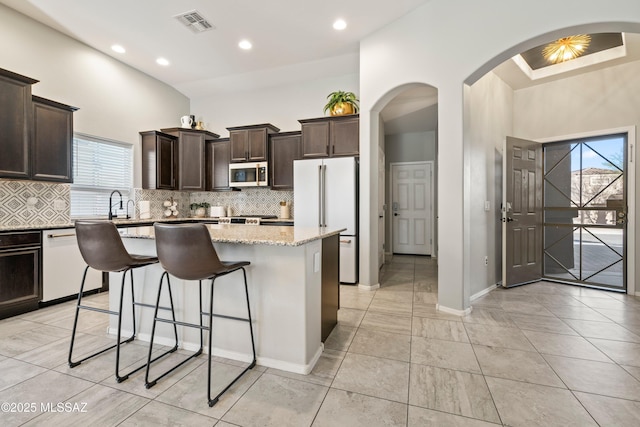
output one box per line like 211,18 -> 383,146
333,19 -> 347,31
111,44 -> 126,54
156,57 -> 170,66
239,40 -> 252,50
542,34 -> 591,64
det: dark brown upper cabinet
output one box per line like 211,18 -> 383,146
269,131 -> 301,190
206,137 -> 232,191
299,114 -> 359,159
31,96 -> 78,182
0,68 -> 38,179
140,130 -> 178,190
227,123 -> 280,163
161,128 -> 219,191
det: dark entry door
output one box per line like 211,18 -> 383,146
502,136 -> 543,287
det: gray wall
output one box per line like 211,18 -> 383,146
0,4 -> 190,188
468,72 -> 514,297
384,131 -> 437,256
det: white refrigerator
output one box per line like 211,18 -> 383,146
294,157 -> 358,284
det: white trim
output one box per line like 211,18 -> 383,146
436,304 -> 472,317
113,329 -> 324,375
358,282 -> 380,291
471,283 -> 499,301
389,161 -> 435,255
535,126 -> 636,296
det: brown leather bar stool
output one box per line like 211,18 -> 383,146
68,220 -> 178,382
146,223 -> 256,407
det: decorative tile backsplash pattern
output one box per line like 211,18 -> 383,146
190,188 -> 293,218
0,179 -> 71,227
1,181 -> 293,228
133,189 -> 190,219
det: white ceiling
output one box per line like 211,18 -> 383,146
0,0 -> 429,97
3,1 -> 639,136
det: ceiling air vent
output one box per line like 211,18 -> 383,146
174,10 -> 215,33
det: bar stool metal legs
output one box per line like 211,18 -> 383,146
68,265 -> 179,382
145,267 -> 256,407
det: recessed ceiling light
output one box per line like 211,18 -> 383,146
238,40 -> 252,50
111,44 -> 126,54
333,19 -> 347,31
156,57 -> 170,66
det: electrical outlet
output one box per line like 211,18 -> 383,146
484,256 -> 488,266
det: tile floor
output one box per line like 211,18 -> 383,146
1,255 -> 640,425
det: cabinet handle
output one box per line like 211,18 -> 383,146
47,233 -> 75,239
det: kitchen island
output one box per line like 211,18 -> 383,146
110,224 -> 342,374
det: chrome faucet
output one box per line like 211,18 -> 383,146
126,200 -> 135,219
108,190 -> 123,220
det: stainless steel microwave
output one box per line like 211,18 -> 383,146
229,162 -> 268,187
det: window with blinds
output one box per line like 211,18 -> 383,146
71,133 -> 133,218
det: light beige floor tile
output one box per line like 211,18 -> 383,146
0,358 -> 48,392
0,324 -> 69,357
323,325 -> 356,351
473,345 -> 565,387
16,332 -> 113,369
572,295 -> 628,309
413,305 -> 464,321
339,292 -> 374,311
574,391 -> 640,426
587,338 -> 640,366
155,360 -> 261,419
0,318 -> 40,339
411,337 -> 481,373
485,376 -> 597,427
522,330 -> 611,362
412,317 -> 469,342
593,307 -> 640,324
368,293 -> 413,315
101,349 -> 203,398
462,308 -> 516,328
499,300 -> 555,317
337,307 -> 366,328
0,370 -> 94,426
464,323 -> 535,351
24,383 -> 149,426
266,349 -> 345,387
563,318 -> 640,342
349,328 -> 411,361
312,388 -> 407,427
332,353 -> 410,403
360,311 -> 412,335
407,405 -> 501,426
414,280 -> 438,293
119,400 -> 217,427
409,364 -> 500,423
623,364 -> 640,381
471,295 -> 503,310
534,293 -> 587,307
544,304 -> 612,322
222,373 -> 328,427
378,281 -> 415,292
544,354 -> 640,400
509,312 -> 578,335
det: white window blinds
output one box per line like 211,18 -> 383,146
71,133 -> 133,218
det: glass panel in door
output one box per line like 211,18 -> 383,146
542,134 -> 627,290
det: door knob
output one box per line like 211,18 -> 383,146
394,213 -> 399,216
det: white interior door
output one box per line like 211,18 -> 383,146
392,162 -> 432,255
378,147 -> 386,268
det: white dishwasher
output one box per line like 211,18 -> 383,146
42,228 -> 103,302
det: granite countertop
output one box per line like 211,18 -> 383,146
0,217 -> 294,232
118,224 -> 344,246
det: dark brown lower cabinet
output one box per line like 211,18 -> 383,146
321,234 -> 340,341
0,231 -> 42,320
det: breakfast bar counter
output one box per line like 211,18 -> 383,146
111,224 -> 343,374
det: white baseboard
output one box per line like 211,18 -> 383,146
471,284 -> 499,301
109,328 -> 323,375
436,304 -> 472,316
358,283 -> 380,291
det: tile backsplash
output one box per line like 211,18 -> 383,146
1,180 -> 293,228
0,179 -> 71,227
